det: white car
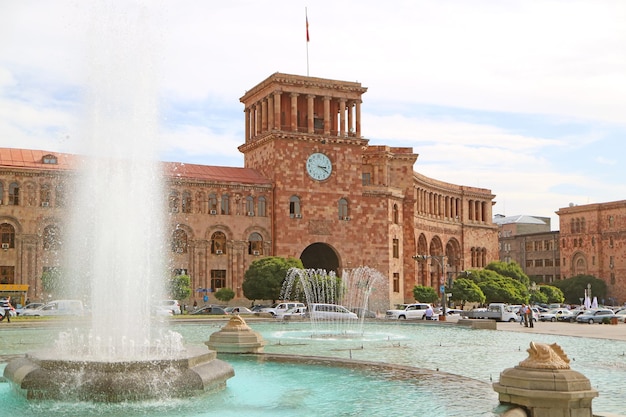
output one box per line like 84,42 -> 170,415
309,303 -> 358,320
539,308 -> 573,322
277,306 -> 308,319
21,299 -> 84,317
385,303 -> 433,320
15,303 -> 44,316
261,302 -> 305,317
157,300 -> 181,315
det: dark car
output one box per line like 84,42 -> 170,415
190,306 -> 228,315
350,307 -> 377,319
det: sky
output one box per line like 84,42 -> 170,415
1,1 -> 625,230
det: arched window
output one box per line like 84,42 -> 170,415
248,232 -> 263,255
8,182 -> 19,206
181,191 -> 192,214
338,198 -> 348,220
211,231 -> 226,254
169,191 -> 179,213
0,223 -> 15,249
208,193 -> 218,214
172,229 -> 187,253
246,196 -> 254,216
221,194 -> 230,215
258,196 -> 266,217
393,203 -> 399,224
43,225 -> 61,251
289,196 -> 301,217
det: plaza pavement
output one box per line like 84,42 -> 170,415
496,319 -> 626,341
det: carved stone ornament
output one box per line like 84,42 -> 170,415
223,315 -> 251,331
518,341 -> 570,369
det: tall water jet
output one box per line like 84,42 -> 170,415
4,2 -> 233,401
281,266 -> 384,336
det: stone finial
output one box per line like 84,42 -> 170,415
223,314 -> 251,330
518,341 -> 570,370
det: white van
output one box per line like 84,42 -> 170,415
21,299 -> 84,317
309,303 -> 358,320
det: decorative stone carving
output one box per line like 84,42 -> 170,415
518,341 -> 570,370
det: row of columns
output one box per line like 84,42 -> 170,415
244,91 -> 362,142
415,189 -> 491,223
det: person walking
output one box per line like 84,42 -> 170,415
0,296 -> 13,323
525,304 -> 534,328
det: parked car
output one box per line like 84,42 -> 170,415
261,302 -> 305,317
224,306 -> 253,315
157,300 -> 181,315
190,306 -> 227,315
539,308 -> 573,322
613,309 -> 626,323
350,307 -> 377,318
152,306 -> 174,317
309,303 -> 358,320
576,308 -> 615,324
385,303 -> 433,320
277,306 -> 308,319
15,303 -> 43,316
21,299 -> 84,317
559,308 -> 587,322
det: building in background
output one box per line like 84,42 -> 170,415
0,73 -> 499,309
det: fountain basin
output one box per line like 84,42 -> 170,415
4,346 -> 234,402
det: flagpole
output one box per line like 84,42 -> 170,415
305,7 -> 309,76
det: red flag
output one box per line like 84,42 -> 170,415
306,15 -> 310,42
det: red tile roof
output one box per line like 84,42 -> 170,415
0,148 -> 270,185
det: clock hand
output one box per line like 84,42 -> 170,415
317,165 -> 328,173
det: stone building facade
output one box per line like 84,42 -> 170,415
557,200 -> 626,304
0,72 -> 498,309
494,215 -> 561,283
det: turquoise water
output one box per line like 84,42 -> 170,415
2,320 -> 625,416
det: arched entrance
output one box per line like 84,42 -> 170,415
300,243 -> 339,273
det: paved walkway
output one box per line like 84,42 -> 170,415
496,320 -> 626,341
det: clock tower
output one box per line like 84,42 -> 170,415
238,73 -> 371,272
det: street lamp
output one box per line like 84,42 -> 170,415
412,254 -> 448,317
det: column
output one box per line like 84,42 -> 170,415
273,91 -> 281,130
290,93 -> 298,132
323,96 -> 331,135
267,95 -> 274,130
339,99 -> 346,137
347,101 -> 354,135
307,94 -> 315,133
355,100 -> 362,138
244,107 -> 250,142
261,99 -> 267,132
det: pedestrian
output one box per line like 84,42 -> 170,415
0,296 -> 13,323
526,305 -> 535,327
424,305 -> 434,320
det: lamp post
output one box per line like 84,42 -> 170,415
412,254 -> 447,317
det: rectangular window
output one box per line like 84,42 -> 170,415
211,269 -> 226,290
392,239 -> 399,258
525,242 -> 533,251
526,260 -> 533,267
544,259 -> 553,267
362,173 -> 371,186
393,273 -> 400,293
534,259 -> 543,267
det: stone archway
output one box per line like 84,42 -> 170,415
300,242 -> 339,274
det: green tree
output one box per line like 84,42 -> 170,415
41,268 -> 63,298
242,256 -> 304,303
551,274 -> 606,305
529,289 -> 548,305
485,261 -> 530,287
538,285 -> 565,304
412,285 -> 439,304
168,274 -> 192,302
214,287 -> 235,303
478,276 -> 528,304
449,278 -> 485,308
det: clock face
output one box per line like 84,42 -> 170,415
306,152 -> 332,181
